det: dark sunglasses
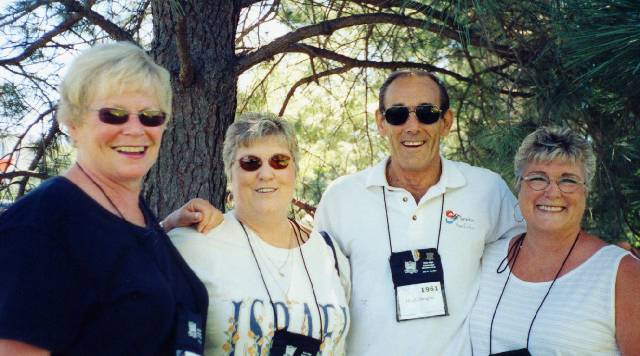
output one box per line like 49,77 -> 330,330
94,108 -> 167,127
383,104 -> 442,125
238,154 -> 292,171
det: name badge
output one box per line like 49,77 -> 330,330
490,349 -> 532,356
174,308 -> 205,356
270,329 -> 321,356
389,248 -> 448,321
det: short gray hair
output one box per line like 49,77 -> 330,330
514,126 -> 596,190
378,69 -> 450,113
222,112 -> 299,180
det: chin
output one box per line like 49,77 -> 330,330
115,169 -> 150,183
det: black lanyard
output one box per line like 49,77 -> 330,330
381,186 -> 445,253
489,232 -> 581,354
239,218 -> 324,342
76,162 -> 198,298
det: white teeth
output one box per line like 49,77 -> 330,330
116,146 -> 145,153
403,141 -> 424,147
538,205 -> 564,212
256,188 -> 276,193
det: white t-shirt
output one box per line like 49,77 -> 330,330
470,237 -> 627,355
314,157 -> 525,356
170,212 -> 351,356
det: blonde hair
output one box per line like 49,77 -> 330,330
222,112 -> 299,180
57,42 -> 172,128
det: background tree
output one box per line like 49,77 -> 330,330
0,0 -> 637,247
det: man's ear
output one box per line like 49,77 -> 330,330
375,109 -> 386,135
440,109 -> 454,136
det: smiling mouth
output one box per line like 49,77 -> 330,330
255,187 -> 277,193
114,146 -> 147,155
537,205 -> 565,212
401,140 -> 425,148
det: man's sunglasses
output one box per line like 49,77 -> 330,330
238,154 -> 292,171
383,104 -> 442,125
93,108 -> 167,127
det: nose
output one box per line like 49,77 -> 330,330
256,162 -> 275,180
543,179 -> 562,196
403,111 -> 420,133
121,114 -> 146,135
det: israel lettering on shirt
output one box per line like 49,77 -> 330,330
389,247 -> 448,321
175,309 -> 205,355
217,298 -> 349,355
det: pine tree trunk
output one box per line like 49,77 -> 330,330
145,0 -> 241,218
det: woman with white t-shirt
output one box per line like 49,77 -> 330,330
170,113 -> 350,356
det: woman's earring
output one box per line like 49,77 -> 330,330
513,202 -> 525,224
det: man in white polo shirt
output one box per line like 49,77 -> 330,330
314,70 -> 525,355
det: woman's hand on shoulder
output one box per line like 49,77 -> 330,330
615,254 -> 640,356
161,198 -> 223,234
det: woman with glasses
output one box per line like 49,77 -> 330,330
0,42 -> 221,355
169,113 -> 351,355
469,126 -> 640,355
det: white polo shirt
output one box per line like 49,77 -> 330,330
314,157 -> 525,356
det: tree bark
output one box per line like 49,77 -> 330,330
145,0 -> 241,218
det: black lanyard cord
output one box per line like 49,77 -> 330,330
489,233 -> 525,354
240,220 -> 278,326
290,219 -> 324,341
382,187 -> 393,253
77,162 -> 202,312
489,231 -> 581,353
240,218 -> 324,342
381,186 -> 445,253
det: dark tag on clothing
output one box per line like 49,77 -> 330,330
389,248 -> 448,321
270,329 -> 321,356
174,309 -> 204,356
490,348 -> 532,356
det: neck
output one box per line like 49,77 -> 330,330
65,162 -> 144,225
386,157 -> 442,202
523,227 -> 582,255
235,209 -> 294,248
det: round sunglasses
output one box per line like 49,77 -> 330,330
92,108 -> 167,127
238,154 -> 292,171
383,104 -> 442,125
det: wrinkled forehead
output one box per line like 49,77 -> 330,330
86,71 -> 166,108
384,75 -> 441,107
523,158 -> 586,178
236,134 -> 290,155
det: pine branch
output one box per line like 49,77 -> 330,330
0,14 -> 82,66
56,0 -> 135,42
235,12 -> 513,73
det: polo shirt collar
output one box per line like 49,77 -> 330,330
365,156 -> 467,194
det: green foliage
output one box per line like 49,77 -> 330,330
1,0 -> 637,245
0,82 -> 27,121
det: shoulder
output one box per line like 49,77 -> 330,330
617,253 -> 640,284
169,213 -> 245,258
484,235 -> 513,258
324,167 -> 370,193
0,177 -> 77,226
448,159 -> 509,186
